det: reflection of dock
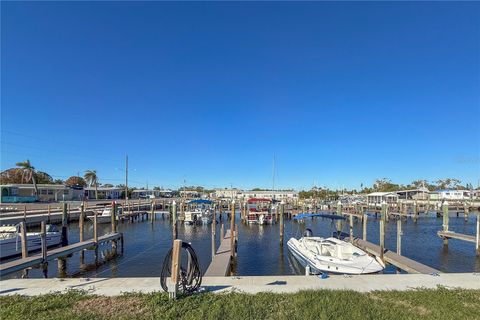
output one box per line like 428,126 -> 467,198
0,233 -> 123,277
352,238 -> 440,274
204,229 -> 235,277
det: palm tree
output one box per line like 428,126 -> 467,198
84,170 -> 99,200
16,160 -> 38,195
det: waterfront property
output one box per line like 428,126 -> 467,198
395,187 -> 430,200
366,192 -> 399,205
84,187 -> 122,200
131,189 -> 173,199
238,190 -> 299,202
0,184 -> 83,203
431,189 -> 472,200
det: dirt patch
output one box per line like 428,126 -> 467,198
73,296 -> 152,319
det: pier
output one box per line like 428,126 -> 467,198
204,229 -> 235,277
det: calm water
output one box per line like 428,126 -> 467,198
4,210 -> 480,279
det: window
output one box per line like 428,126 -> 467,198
48,190 -> 53,195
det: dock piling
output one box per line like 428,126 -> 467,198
280,201 -> 284,245
362,214 -> 367,241
230,200 -> 236,258
349,214 -> 353,243
442,202 -> 449,246
40,221 -> 48,278
169,239 -> 182,299
111,202 -> 117,253
211,205 -> 216,259
397,218 -> 402,255
61,202 -> 68,246
172,201 -> 177,240
380,202 -> 386,263
476,213 -> 479,256
94,211 -> 98,264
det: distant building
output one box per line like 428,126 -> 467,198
213,188 -> 240,199
237,190 -> 298,202
431,189 -> 471,200
131,189 -> 173,199
367,192 -> 398,205
0,184 -> 83,203
395,188 -> 430,200
84,187 -> 122,200
179,190 -> 201,198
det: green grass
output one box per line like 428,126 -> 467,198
1,288 -> 479,320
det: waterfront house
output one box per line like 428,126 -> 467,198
84,187 -> 122,200
213,188 -> 241,199
367,192 -> 399,205
131,189 -> 173,199
395,188 -> 430,200
0,184 -> 83,203
237,190 -> 299,202
431,189 -> 471,200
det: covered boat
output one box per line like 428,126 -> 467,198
185,199 -> 213,225
247,198 -> 274,225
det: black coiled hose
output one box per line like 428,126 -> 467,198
160,242 -> 202,294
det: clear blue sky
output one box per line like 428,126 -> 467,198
1,2 -> 479,190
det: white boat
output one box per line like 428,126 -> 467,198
185,199 -> 213,225
287,236 -> 384,274
88,208 -> 114,224
0,224 -> 62,259
287,213 -> 384,275
247,198 -> 274,225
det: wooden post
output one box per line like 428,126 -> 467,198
40,221 -> 48,278
20,221 -> 28,258
442,201 -> 449,246
349,214 -> 353,243
220,223 -> 224,241
172,201 -> 177,240
380,201 -> 386,263
413,201 -> 418,223
464,204 -> 469,222
79,204 -> 85,242
211,205 -> 217,259
47,204 -> 51,223
94,210 -> 98,264
362,214 -> 367,241
170,239 -> 182,299
23,205 -> 27,223
61,202 -> 68,246
230,200 -> 236,258
111,201 -> 117,253
336,201 -> 342,232
476,213 -> 479,256
397,218 -> 402,255
280,201 -> 285,245
151,200 -> 155,223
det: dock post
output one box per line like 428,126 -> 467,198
380,201 -> 386,263
220,223 -> 224,241
172,201 -> 177,240
280,201 -> 285,245
362,214 -> 367,241
111,201 -> 117,253
413,201 -> 418,223
169,239 -> 182,299
230,200 -> 236,258
442,201 -> 449,246
61,202 -> 68,246
40,221 -> 48,278
464,204 -> 469,222
336,201 -> 342,232
23,205 -> 27,224
47,204 -> 51,223
397,218 -> 402,255
349,214 -> 353,243
211,204 -> 216,259
151,200 -> 155,223
94,211 -> 98,264
79,203 -> 85,264
476,213 -> 479,256
20,221 -> 28,278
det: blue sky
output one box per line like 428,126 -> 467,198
1,2 -> 479,190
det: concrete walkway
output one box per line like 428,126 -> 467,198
1,273 -> 479,296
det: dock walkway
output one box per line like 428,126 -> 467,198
0,233 -> 122,277
352,238 -> 440,274
204,229 -> 233,277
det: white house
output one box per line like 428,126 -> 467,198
213,188 -> 241,199
432,189 -> 471,200
131,189 -> 173,199
0,184 -> 84,202
367,192 -> 399,205
237,190 -> 299,202
85,187 -> 122,200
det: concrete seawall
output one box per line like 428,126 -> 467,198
1,273 -> 479,296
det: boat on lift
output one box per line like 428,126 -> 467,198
0,224 -> 62,259
88,207 -> 117,224
287,213 -> 384,275
185,199 -> 213,225
247,198 -> 274,225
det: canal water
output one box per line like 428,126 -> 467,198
4,210 -> 480,279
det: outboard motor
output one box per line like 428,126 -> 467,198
303,228 -> 313,237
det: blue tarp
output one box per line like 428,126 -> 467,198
293,213 -> 346,221
188,199 -> 212,204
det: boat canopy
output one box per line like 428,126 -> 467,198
247,198 -> 272,203
293,213 -> 346,221
188,199 -> 212,204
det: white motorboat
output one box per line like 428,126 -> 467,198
88,207 -> 114,224
0,224 -> 62,259
185,199 -> 213,225
287,213 -> 384,275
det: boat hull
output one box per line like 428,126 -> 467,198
0,233 -> 62,259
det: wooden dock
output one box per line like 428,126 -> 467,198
352,238 -> 440,274
204,229 -> 234,277
437,231 -> 476,243
0,232 -> 122,277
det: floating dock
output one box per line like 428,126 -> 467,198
204,229 -> 234,277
